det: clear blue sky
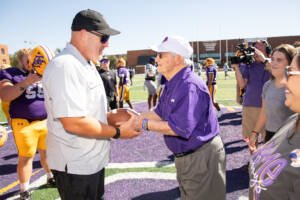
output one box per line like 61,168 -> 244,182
1,0 -> 300,55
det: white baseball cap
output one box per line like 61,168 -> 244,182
150,36 -> 193,58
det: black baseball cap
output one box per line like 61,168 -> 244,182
71,9 -> 120,35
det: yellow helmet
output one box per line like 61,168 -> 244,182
205,57 -> 215,67
0,125 -> 8,148
28,45 -> 54,76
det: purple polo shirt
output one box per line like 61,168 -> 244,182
0,68 -> 47,120
154,67 -> 219,154
206,65 -> 217,85
117,67 -> 130,86
240,62 -> 270,107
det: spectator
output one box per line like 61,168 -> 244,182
248,44 -> 296,152
233,40 -> 272,150
249,48 -> 300,200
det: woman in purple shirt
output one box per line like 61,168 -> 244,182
135,36 -> 226,200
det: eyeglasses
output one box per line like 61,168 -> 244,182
89,31 -> 110,44
285,66 -> 300,77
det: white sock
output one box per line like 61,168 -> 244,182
46,172 -> 53,179
20,181 -> 30,192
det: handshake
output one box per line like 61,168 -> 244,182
106,108 -> 145,139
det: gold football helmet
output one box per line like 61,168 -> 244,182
28,45 -> 54,76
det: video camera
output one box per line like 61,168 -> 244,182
230,43 -> 255,65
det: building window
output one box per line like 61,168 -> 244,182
3,59 -> 7,64
1,48 -> 5,55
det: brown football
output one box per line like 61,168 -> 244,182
107,108 -> 139,127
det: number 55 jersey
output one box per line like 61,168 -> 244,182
0,67 -> 46,120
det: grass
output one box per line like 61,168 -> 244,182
130,71 -> 238,106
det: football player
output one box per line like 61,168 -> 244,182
0,46 -> 55,200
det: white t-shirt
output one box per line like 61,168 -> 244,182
42,43 -> 109,175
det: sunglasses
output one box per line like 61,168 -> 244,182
285,66 -> 300,77
89,31 -> 110,44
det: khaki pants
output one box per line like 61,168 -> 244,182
175,135 -> 226,200
242,106 -> 265,140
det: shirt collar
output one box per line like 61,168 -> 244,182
65,43 -> 90,67
167,66 -> 191,87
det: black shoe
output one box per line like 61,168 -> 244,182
47,177 -> 56,187
20,190 -> 31,200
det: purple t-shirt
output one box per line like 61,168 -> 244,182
240,62 -> 270,107
117,67 -> 130,86
154,67 -> 219,154
206,65 -> 217,85
0,68 -> 46,120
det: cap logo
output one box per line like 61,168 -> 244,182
162,37 -> 168,43
32,52 -> 46,69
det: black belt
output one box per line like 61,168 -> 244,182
174,136 -> 217,158
174,149 -> 196,158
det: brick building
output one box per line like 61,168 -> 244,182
0,44 -> 10,67
125,35 -> 300,73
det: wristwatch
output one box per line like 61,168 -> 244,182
113,127 -> 121,139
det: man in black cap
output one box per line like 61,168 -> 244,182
42,9 -> 140,200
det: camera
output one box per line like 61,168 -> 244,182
230,43 -> 255,65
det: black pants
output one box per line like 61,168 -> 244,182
52,168 -> 105,200
107,96 -> 118,111
265,130 -> 276,143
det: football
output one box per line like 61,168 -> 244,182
0,125 -> 8,148
107,108 -> 140,127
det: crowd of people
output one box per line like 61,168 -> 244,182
0,8 -> 300,200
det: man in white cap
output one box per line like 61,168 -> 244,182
134,36 -> 226,200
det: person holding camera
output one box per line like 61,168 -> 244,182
233,40 -> 272,153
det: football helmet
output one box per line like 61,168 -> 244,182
0,125 -> 8,148
28,45 -> 54,76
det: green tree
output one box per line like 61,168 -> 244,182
9,53 -> 19,68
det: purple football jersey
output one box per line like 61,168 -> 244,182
117,67 -> 130,86
0,68 -> 47,120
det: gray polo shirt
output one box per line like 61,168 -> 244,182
43,43 -> 109,175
